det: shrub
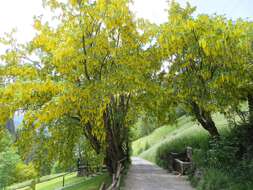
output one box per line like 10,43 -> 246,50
137,147 -> 144,155
14,162 -> 38,183
144,142 -> 150,151
196,168 -> 231,190
0,148 -> 20,188
51,161 -> 66,174
192,124 -> 253,190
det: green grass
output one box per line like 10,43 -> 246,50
8,172 -> 110,190
36,172 -> 84,190
132,113 -> 229,162
7,173 -> 66,190
65,174 -> 110,190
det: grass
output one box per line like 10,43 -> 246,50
132,113 -> 230,162
36,172 -> 84,190
7,173 -> 66,190
65,174 -> 111,190
7,172 -> 110,190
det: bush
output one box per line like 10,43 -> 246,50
191,135 -> 240,170
51,161 -> 66,174
144,142 -> 150,151
131,114 -> 158,141
0,148 -> 20,188
14,162 -> 38,183
137,147 -> 144,155
197,169 -> 231,190
192,124 -> 253,190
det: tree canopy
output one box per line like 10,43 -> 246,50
0,0 -> 163,174
158,1 -> 253,136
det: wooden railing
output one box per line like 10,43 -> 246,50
99,158 -> 127,190
77,164 -> 107,177
9,164 -> 106,190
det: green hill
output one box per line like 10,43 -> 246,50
132,113 -> 229,162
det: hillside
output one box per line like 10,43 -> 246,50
132,113 -> 229,162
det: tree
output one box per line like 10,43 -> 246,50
159,1 -> 253,136
0,130 -> 20,189
0,0 -> 161,174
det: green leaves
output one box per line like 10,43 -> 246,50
0,0 -> 163,169
159,1 -> 253,129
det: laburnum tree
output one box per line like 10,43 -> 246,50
0,0 -> 162,174
159,1 -> 253,137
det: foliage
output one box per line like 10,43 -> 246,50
130,113 -> 158,141
0,131 -> 20,188
51,161 -> 68,174
13,163 -> 38,184
0,148 -> 20,188
75,136 -> 104,169
196,168 -> 232,190
0,0 -> 164,174
191,126 -> 253,190
158,1 -> 253,136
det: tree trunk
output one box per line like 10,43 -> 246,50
248,93 -> 253,124
81,94 -> 131,175
103,94 -> 131,175
191,101 -> 220,137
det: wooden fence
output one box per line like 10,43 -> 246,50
99,158 -> 126,190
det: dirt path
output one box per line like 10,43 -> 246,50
123,157 -> 194,190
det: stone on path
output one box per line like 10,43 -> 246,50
123,157 -> 194,190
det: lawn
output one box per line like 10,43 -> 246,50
65,174 -> 111,190
36,172 -> 84,190
7,172 -> 110,190
7,173 -> 67,190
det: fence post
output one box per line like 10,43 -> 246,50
31,179 -> 36,190
63,175 -> 65,187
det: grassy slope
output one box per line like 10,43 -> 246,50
132,113 -> 229,162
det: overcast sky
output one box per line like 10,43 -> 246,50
0,0 -> 252,44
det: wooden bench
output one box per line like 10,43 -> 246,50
168,147 -> 193,174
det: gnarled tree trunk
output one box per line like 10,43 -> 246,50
103,94 -> 130,175
191,101 -> 220,137
81,94 -> 131,175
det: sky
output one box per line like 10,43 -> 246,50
0,0 -> 252,44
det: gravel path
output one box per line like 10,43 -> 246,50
123,157 -> 194,190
